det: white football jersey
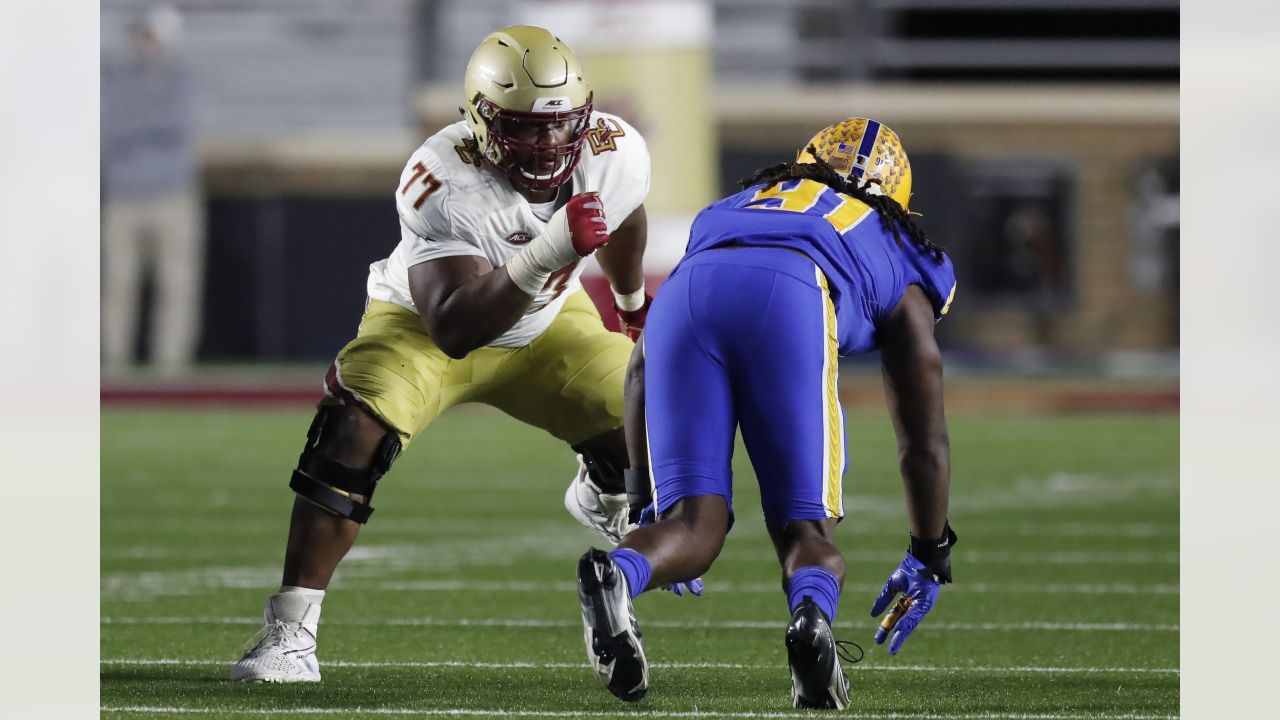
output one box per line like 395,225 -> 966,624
366,111 -> 650,347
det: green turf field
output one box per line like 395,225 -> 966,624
101,406 -> 1178,719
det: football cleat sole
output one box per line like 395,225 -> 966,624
577,548 -> 648,702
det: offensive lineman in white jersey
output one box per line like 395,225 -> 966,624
230,26 -> 684,683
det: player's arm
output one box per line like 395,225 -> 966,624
869,284 -> 956,654
595,205 -> 650,339
408,256 -> 532,359
596,204 -> 646,295
879,285 -> 950,540
623,337 -> 647,471
408,192 -> 613,359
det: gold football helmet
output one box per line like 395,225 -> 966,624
797,118 -> 912,210
461,26 -> 593,191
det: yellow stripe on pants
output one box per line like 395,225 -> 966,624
816,268 -> 844,518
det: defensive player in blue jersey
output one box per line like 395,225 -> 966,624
574,118 -> 959,709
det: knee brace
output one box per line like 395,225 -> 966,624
288,405 -> 402,524
573,442 -> 627,494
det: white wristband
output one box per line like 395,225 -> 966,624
505,206 -> 583,296
613,286 -> 647,311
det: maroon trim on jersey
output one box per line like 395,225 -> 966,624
324,363 -> 360,406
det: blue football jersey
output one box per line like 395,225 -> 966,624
679,178 -> 957,355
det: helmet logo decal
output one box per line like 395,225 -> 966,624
827,141 -> 857,174
532,96 -> 571,112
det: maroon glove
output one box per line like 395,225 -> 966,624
615,295 -> 652,341
565,192 -> 611,256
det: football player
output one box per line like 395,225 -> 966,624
575,118 -> 959,708
230,26 -> 667,683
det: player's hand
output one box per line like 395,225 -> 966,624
615,295 -> 652,341
508,192 -> 611,296
564,192 -> 611,257
636,503 -> 704,597
869,552 -> 942,654
665,577 -> 704,596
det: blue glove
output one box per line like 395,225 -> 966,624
869,552 -> 942,654
637,503 -> 704,597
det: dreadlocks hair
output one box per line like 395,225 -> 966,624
739,147 -> 947,263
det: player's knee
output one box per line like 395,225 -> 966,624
665,494 -> 731,572
289,402 -> 403,525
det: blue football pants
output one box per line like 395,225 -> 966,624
643,246 -> 847,529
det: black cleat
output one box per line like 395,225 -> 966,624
785,598 -> 852,710
577,548 -> 649,702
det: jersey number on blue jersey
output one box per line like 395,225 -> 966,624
746,179 -> 869,234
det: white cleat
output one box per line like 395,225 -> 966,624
229,593 -> 322,683
564,455 -> 634,545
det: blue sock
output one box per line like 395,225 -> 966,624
787,566 -> 842,623
608,548 -> 652,600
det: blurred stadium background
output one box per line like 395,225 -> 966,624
99,0 -> 1178,406
100,1 -> 1179,717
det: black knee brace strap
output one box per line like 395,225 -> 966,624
288,405 -> 402,524
573,442 -> 627,493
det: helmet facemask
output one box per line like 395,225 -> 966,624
475,94 -> 593,192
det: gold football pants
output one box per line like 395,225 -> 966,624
326,290 -> 633,448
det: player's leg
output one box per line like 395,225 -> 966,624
151,190 -> 205,372
772,521 -> 851,710
231,300 -> 461,683
613,494 -> 731,588
575,267 -> 739,702
564,427 -> 633,543
281,399 -> 400,590
482,290 -> 636,542
101,198 -> 144,369
726,251 -> 851,709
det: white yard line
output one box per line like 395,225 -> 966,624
99,575 -> 1180,599
99,706 -> 1180,719
102,657 -> 1180,674
101,616 -> 1179,632
97,521 -> 1179,561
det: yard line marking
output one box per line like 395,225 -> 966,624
368,579 -> 1179,596
101,616 -> 1179,632
98,575 -> 1180,598
100,549 -> 1178,569
100,706 -> 1181,719
97,521 -> 1177,561
102,657 -> 1180,674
